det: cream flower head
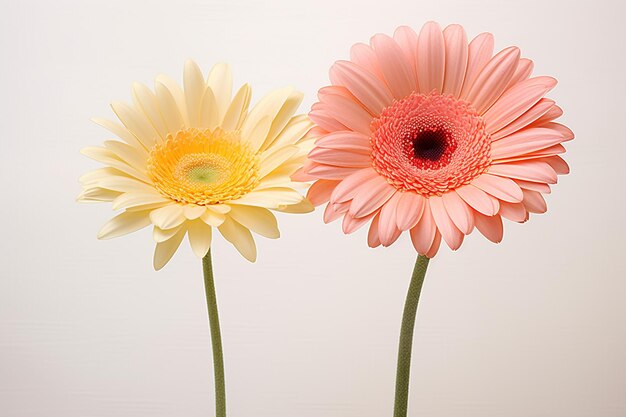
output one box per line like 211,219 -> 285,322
78,60 -> 314,269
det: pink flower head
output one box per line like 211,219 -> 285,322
297,22 -> 573,257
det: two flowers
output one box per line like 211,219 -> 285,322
78,21 -> 572,416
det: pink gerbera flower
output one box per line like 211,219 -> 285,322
298,21 -> 573,257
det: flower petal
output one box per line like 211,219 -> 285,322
465,46 -> 521,114
218,217 -> 257,262
442,191 -> 474,234
455,185 -> 499,216
459,32 -> 494,99
153,226 -> 186,270
474,213 -> 504,243
396,191 -> 426,231
228,205 -> 280,238
187,220 -> 213,258
429,196 -> 464,250
371,34 -> 415,98
97,210 -> 152,240
206,63 -> 232,121
329,60 -> 393,114
410,203 -> 436,254
348,176 -> 397,218
471,174 -> 524,203
221,84 -> 252,131
378,192 -> 403,246
490,127 -> 564,161
416,21 -> 445,93
149,204 -> 186,229
306,180 -> 340,206
442,24 -> 468,97
330,168 -> 379,203
488,161 -> 558,184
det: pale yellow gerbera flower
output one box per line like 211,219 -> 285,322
78,60 -> 314,269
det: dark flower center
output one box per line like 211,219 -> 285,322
413,129 -> 448,161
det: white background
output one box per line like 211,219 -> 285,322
1,0 -> 625,416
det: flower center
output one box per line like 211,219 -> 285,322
147,128 -> 259,205
370,92 -> 491,196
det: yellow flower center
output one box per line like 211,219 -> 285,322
147,128 -> 260,205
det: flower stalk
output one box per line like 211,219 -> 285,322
202,249 -> 226,417
393,254 -> 430,417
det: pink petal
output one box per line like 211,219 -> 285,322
505,58 -> 534,91
442,24 -> 468,97
350,42 -> 384,80
323,201 -> 349,223
488,161 -> 558,184
309,109 -> 348,132
330,168 -> 379,203
465,46 -> 521,114
306,180 -> 340,206
392,26 -> 419,81
513,179 -> 551,194
429,196 -> 464,250
492,144 -> 566,164
459,32 -> 495,99
317,94 -> 373,135
474,213 -> 504,243
455,185 -> 499,216
308,147 -> 372,167
371,34 -> 416,99
342,210 -> 377,234
410,203 -> 436,254
349,176 -> 397,218
490,127 -> 564,161
471,173 -> 524,203
484,76 -> 557,134
542,122 -> 574,141
530,105 -> 564,127
378,192 -> 403,246
368,213 -> 382,248
416,21 -> 445,93
330,60 -> 394,114
396,192 -> 426,231
315,131 -> 371,154
306,162 -> 363,180
425,231 -> 443,258
522,189 -> 547,214
442,191 -> 474,234
537,156 -> 570,175
499,201 -> 528,223
292,165 -> 316,182
490,98 -> 556,140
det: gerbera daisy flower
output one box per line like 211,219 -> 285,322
298,21 -> 573,257
78,60 -> 313,269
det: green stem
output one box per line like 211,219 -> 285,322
393,254 -> 430,417
202,249 -> 226,417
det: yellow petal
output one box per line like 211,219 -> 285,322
77,187 -> 121,203
183,59 -> 206,126
149,204 -> 186,229
91,117 -> 145,150
265,114 -> 313,151
98,210 -> 152,239
153,225 -> 183,243
218,217 -> 256,262
187,219 -> 213,258
153,226 -> 186,270
275,198 -> 314,214
155,74 -> 189,126
132,82 -> 168,140
221,84 -> 251,131
228,206 -> 279,238
198,87 -> 219,129
227,187 -> 304,208
261,90 -> 304,151
103,140 -> 148,173
242,115 -> 272,151
112,192 -> 170,210
183,204 -> 206,220
241,87 -> 293,150
258,145 -> 298,178
110,101 -> 158,149
155,81 -> 185,133
206,63 -> 232,121
200,209 -> 226,227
